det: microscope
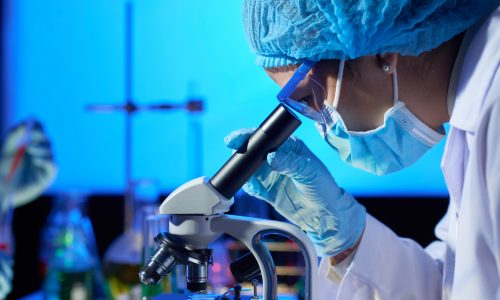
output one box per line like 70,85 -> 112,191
140,105 -> 319,300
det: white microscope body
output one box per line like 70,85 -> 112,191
160,177 -> 318,299
140,105 -> 318,300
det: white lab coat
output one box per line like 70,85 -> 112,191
317,6 -> 500,300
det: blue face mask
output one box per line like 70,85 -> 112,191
316,60 -> 444,175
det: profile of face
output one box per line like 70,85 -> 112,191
266,52 -> 453,132
267,52 -> 457,174
267,55 -> 400,131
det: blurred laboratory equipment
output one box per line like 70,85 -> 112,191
205,237 -> 234,295
86,3 -> 204,297
40,192 -> 108,300
0,193 -> 14,263
103,179 -> 160,299
140,105 -> 319,300
0,120 -> 35,259
1,119 -> 37,300
87,96 -> 204,234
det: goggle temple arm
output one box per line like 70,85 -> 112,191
276,59 -> 317,102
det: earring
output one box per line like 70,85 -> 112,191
382,63 -> 392,74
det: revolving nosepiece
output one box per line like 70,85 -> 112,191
139,232 -> 213,291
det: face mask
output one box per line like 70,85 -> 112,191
316,60 -> 444,175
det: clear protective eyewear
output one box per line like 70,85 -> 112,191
276,59 -> 325,123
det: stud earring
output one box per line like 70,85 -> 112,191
382,63 -> 392,74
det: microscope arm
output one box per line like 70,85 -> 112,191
141,104 -> 312,299
211,215 -> 318,300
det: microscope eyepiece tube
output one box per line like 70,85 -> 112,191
210,104 -> 301,199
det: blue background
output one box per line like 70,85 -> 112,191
2,0 -> 449,197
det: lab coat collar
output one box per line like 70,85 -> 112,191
449,7 -> 499,133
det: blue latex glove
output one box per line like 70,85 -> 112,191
225,128 -> 366,256
0,119 -> 57,207
0,252 -> 13,299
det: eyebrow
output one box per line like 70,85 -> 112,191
277,60 -> 316,101
265,64 -> 300,73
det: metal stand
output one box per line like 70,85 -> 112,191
86,0 -> 204,231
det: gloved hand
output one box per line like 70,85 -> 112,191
225,128 -> 366,256
0,252 -> 13,299
0,119 -> 57,207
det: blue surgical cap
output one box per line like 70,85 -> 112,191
243,0 -> 498,68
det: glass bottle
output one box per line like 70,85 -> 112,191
141,212 -> 174,299
103,179 -> 159,300
40,192 -> 104,300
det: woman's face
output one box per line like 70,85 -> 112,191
266,57 -> 396,131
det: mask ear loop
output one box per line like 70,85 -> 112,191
309,75 -> 327,112
392,68 -> 399,105
332,59 -> 345,109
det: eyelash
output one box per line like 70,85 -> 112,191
298,95 -> 313,105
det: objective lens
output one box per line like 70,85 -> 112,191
139,245 -> 177,285
186,262 -> 208,292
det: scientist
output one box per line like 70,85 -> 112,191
225,0 -> 500,299
0,120 -> 57,299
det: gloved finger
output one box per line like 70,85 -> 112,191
0,255 -> 13,279
27,158 -> 58,179
2,121 -> 47,155
242,163 -> 271,199
5,119 -> 41,137
0,273 -> 12,298
29,129 -> 50,144
267,150 -> 312,180
4,120 -> 35,138
266,136 -> 311,174
26,140 -> 54,159
224,128 -> 256,150
0,255 -> 13,297
242,164 -> 283,205
242,180 -> 268,201
271,135 -> 305,156
10,160 -> 57,207
267,143 -> 332,185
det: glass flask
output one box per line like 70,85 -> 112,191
40,192 -> 108,300
141,212 -> 175,299
104,179 -> 160,300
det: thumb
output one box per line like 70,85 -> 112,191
266,135 -> 308,177
267,136 -> 331,185
267,150 -> 316,183
224,128 -> 256,150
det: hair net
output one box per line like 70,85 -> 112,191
242,0 -> 498,68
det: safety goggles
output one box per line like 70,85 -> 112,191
276,59 -> 324,123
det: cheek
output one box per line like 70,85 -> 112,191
309,79 -> 327,109
265,69 -> 296,88
334,78 -> 394,131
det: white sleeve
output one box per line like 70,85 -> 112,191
483,92 -> 500,299
425,202 -> 453,270
318,214 -> 443,300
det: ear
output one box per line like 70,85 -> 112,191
377,53 -> 398,74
